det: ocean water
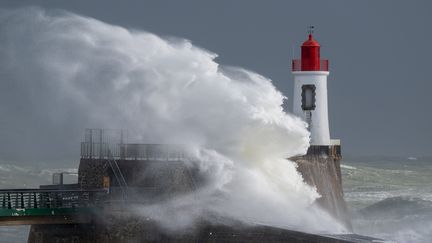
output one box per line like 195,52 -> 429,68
342,156 -> 432,243
0,157 -> 431,242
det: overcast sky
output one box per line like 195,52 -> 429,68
0,0 -> 431,157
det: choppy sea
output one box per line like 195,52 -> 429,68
342,156 -> 432,243
0,157 -> 431,243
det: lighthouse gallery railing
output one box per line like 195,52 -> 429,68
292,59 -> 329,72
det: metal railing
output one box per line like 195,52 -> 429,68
81,143 -> 188,160
292,59 -> 329,71
0,189 -> 106,210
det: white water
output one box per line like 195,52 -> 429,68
0,7 -> 345,235
343,158 -> 432,243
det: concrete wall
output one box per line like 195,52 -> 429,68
78,158 -> 199,201
291,145 -> 351,229
28,218 -> 355,243
28,224 -> 96,243
78,159 -> 106,189
28,146 -> 351,242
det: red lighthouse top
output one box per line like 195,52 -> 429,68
302,33 -> 320,47
292,31 -> 329,72
301,33 -> 321,71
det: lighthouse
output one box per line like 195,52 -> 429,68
290,29 -> 348,227
292,28 -> 332,146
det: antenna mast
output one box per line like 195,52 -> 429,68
308,25 -> 315,35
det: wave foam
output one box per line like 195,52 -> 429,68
0,7 -> 345,233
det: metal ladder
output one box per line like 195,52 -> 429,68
107,150 -> 128,200
305,111 -> 312,130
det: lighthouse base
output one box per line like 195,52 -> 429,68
291,145 -> 351,229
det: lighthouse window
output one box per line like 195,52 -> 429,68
301,85 -> 316,110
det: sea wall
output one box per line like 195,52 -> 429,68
28,224 -> 96,243
28,146 -> 352,242
78,159 -> 198,199
28,217 -> 356,243
292,145 -> 351,228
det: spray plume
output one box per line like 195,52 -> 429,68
0,7 -> 346,233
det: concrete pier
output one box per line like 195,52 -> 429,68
28,218 -> 362,243
292,144 -> 351,228
24,133 -> 354,242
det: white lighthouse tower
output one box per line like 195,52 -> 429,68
292,29 -> 332,145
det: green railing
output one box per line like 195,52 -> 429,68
0,189 -> 106,217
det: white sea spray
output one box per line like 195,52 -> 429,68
0,7 -> 346,233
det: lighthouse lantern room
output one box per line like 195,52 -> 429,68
292,28 -> 332,146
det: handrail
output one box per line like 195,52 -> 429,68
0,189 -> 105,193
81,143 -> 187,160
0,189 -> 107,210
292,59 -> 329,72
107,150 -> 128,200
